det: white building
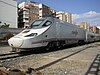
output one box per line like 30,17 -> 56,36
56,11 -> 72,24
0,0 -> 17,28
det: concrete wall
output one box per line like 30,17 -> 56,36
0,0 -> 17,28
0,28 -> 23,34
0,28 -> 23,40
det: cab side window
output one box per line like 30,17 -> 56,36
42,20 -> 52,27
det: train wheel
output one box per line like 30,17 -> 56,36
78,40 -> 85,45
57,42 -> 61,49
57,41 -> 65,49
46,42 -> 56,51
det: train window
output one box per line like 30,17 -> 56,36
42,20 -> 52,27
29,20 -> 44,28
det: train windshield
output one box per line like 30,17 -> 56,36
28,19 -> 52,29
28,20 -> 44,28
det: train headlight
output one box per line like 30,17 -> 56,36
25,33 -> 37,37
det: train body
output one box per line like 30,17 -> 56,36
8,17 -> 100,51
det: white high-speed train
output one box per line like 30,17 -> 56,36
8,17 -> 100,51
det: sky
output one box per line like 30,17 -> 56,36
17,0 -> 100,26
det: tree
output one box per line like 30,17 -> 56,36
0,23 -> 10,28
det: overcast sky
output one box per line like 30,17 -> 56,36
17,0 -> 100,26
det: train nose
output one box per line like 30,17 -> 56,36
8,37 -> 23,48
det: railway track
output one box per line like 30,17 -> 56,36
0,43 -> 100,75
0,43 -> 96,62
0,51 -> 35,61
85,54 -> 100,75
0,52 -> 20,60
26,45 -> 94,73
0,44 -> 88,61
